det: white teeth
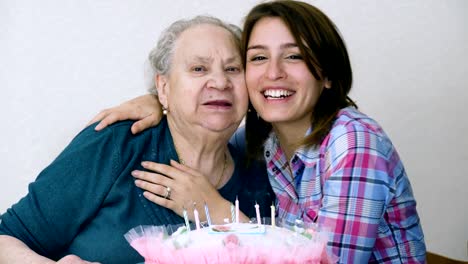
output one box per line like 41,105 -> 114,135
263,89 -> 293,99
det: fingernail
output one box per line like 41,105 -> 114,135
134,180 -> 141,186
141,161 -> 148,167
131,170 -> 139,177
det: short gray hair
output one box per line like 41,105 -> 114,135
147,15 -> 242,95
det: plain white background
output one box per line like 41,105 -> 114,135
1,0 -> 467,261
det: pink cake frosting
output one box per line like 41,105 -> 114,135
125,223 -> 337,264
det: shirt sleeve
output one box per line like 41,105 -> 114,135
0,124 -> 122,258
317,124 -> 395,263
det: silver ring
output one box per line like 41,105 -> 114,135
164,186 -> 171,199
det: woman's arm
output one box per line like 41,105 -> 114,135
0,125 -> 121,261
317,127 -> 395,263
89,94 -> 162,134
0,235 -> 55,264
0,235 -> 99,263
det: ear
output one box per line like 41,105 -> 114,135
323,77 -> 332,89
155,74 -> 169,108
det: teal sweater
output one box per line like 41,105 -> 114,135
0,119 -> 274,263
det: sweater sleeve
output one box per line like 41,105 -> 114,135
0,124 -> 122,258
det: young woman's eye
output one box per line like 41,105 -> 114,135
250,55 -> 267,62
286,54 -> 303,60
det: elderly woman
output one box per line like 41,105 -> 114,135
0,16 -> 274,263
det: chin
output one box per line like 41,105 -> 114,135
258,117 -> 284,124
201,120 -> 240,133
257,111 -> 290,123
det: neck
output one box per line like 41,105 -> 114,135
272,121 -> 309,161
168,122 -> 233,188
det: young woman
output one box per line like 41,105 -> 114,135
90,1 -> 426,262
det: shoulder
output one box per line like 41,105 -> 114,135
80,120 -> 167,148
332,107 -> 385,135
59,120 -> 171,170
324,107 -> 395,158
74,120 -> 137,144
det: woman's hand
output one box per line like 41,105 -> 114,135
0,235 -> 101,264
132,160 -> 247,224
88,94 -> 162,134
56,255 -> 101,264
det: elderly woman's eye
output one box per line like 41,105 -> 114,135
192,66 -> 206,72
226,66 -> 240,73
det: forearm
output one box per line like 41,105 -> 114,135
0,235 -> 54,264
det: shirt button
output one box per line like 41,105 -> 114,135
265,150 -> 270,157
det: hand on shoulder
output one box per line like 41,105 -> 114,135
88,94 -> 162,134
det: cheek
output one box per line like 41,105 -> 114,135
247,87 -> 257,99
231,74 -> 246,88
236,86 -> 249,105
245,66 -> 261,90
230,76 -> 248,104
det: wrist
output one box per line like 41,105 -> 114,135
208,199 -> 232,225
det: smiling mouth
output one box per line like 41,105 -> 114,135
262,89 -> 294,99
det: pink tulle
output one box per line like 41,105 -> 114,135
125,225 -> 337,264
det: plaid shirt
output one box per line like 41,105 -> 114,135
264,107 -> 426,263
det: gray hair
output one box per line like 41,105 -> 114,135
147,15 -> 242,95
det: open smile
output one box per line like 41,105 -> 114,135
262,89 -> 294,100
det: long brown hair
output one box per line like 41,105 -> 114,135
242,0 -> 357,159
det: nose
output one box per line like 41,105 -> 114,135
207,70 -> 231,90
265,60 -> 286,80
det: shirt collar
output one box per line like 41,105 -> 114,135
265,129 -> 320,167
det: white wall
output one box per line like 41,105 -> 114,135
1,0 -> 467,261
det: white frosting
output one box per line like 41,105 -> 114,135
168,223 -> 320,249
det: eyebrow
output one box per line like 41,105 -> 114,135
187,56 -> 240,64
247,42 -> 298,51
190,56 -> 211,64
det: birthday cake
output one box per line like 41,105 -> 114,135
125,222 -> 336,264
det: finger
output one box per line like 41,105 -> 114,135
134,179 -> 167,197
131,113 -> 160,134
88,109 -> 110,126
142,190 -> 175,210
94,120 -> 108,131
131,170 -> 172,186
94,112 -> 130,131
57,254 -> 94,264
95,107 -> 148,131
141,161 -> 184,179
